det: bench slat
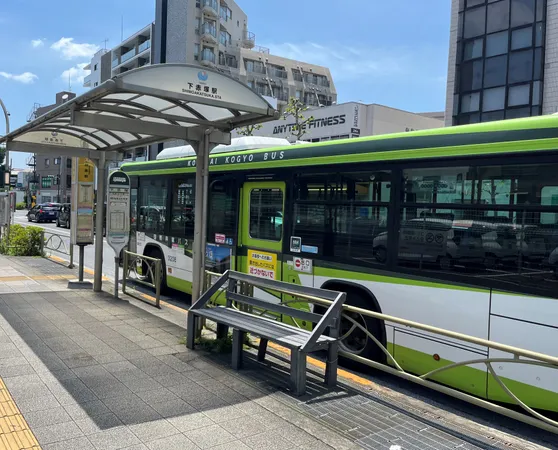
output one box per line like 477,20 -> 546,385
199,309 -> 312,346
194,307 -> 334,350
227,292 -> 323,324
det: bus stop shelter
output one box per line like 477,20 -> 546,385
0,64 -> 278,298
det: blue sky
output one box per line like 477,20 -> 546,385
0,0 -> 450,168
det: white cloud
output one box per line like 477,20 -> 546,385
51,38 -> 99,59
0,71 -> 38,84
61,63 -> 90,85
262,41 -> 445,85
31,39 -> 45,48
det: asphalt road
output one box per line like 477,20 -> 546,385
13,209 -> 118,278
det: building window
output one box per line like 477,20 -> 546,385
194,43 -> 200,60
483,86 -> 506,111
461,92 -> 480,112
453,0 -> 546,125
54,157 -> 61,165
486,31 -> 508,57
464,6 -> 486,39
508,83 -> 530,106
45,158 -> 50,168
484,55 -> 507,87
66,158 -> 72,169
511,26 -> 533,50
94,64 -> 98,71
461,60 -> 483,91
487,1 -> 509,33
511,0 -> 535,27
463,38 -> 483,60
508,49 -> 534,84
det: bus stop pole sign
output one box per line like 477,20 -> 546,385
106,171 -> 131,298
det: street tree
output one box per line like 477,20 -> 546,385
236,123 -> 263,137
282,97 -> 314,141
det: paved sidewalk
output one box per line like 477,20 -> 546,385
0,256 -> 359,450
0,255 -> 554,450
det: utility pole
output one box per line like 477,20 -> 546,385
0,98 -> 10,188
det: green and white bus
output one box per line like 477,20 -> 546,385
122,116 -> 558,411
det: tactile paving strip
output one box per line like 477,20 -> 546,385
0,377 -> 40,449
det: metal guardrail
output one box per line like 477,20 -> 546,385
232,279 -> 558,436
42,231 -> 74,268
122,250 -> 161,308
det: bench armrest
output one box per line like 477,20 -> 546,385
301,291 -> 346,352
189,270 -> 230,311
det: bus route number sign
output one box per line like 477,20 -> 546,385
248,250 -> 277,280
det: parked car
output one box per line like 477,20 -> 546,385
56,203 -> 71,228
27,203 -> 60,223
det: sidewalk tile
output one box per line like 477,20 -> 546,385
23,406 -> 72,429
87,427 -> 141,450
128,419 -> 180,443
184,424 -> 236,449
74,412 -> 123,435
33,420 -> 83,445
43,436 -> 95,450
146,434 -> 198,450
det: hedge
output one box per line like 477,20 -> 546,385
0,224 -> 43,256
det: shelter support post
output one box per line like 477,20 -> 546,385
191,130 -> 211,305
94,152 -> 107,292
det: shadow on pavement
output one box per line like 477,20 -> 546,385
0,289 -> 271,431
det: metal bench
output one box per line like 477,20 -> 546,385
186,270 -> 346,395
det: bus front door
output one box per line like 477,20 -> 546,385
238,181 -> 285,311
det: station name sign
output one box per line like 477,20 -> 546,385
273,114 -> 346,135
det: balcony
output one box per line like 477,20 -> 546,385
138,39 -> 151,53
268,67 -> 287,79
201,22 -> 217,44
292,71 -> 303,82
202,0 -> 218,17
242,31 -> 256,49
201,48 -> 216,67
120,47 -> 137,64
83,74 -> 92,87
111,58 -> 120,68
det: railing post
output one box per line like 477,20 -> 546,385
122,251 -> 128,295
114,256 -> 119,299
155,259 -> 161,308
68,243 -> 74,269
39,231 -> 44,256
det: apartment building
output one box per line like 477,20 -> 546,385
28,91 -> 77,204
83,49 -> 110,88
84,0 -> 336,109
445,0 -> 553,125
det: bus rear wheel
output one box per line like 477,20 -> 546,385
321,286 -> 386,369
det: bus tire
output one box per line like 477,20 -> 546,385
143,246 -> 169,294
319,283 -> 387,370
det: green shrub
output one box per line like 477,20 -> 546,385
0,224 -> 43,256
15,202 -> 26,210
